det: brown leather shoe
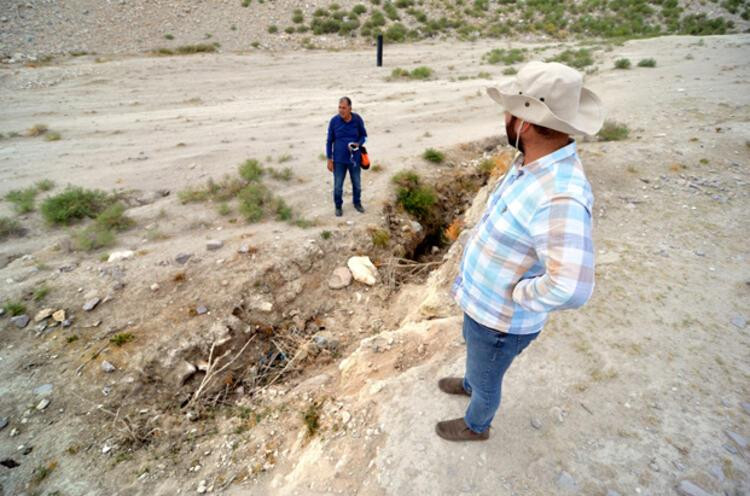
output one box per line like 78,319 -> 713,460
438,377 -> 471,397
435,417 -> 489,441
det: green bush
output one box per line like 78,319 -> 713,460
614,58 -> 631,69
502,67 -> 517,75
73,225 -> 115,251
268,25 -> 279,34
268,167 -> 294,181
174,44 -> 217,54
3,301 -> 26,316
292,9 -> 304,23
371,228 -> 390,248
483,48 -> 525,65
320,230 -> 332,240
5,187 -> 37,214
0,216 -> 24,239
390,66 -> 432,80
95,202 -> 134,232
383,1 -> 400,20
45,132 -> 62,141
391,171 -> 436,221
35,179 -> 55,191
239,159 -> 265,182
597,120 -> 630,141
422,148 -> 445,163
637,58 -> 656,68
353,4 -> 367,15
41,187 -> 110,225
385,22 -> 408,41
238,183 -> 271,223
547,48 -> 594,69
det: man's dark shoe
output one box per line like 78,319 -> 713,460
435,418 -> 489,442
438,377 -> 471,397
354,204 -> 365,213
335,207 -> 343,217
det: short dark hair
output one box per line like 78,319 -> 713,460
532,123 -> 568,139
339,96 -> 352,107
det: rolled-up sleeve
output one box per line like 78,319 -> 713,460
512,196 -> 594,312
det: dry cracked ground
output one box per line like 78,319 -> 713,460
1,34 -> 749,495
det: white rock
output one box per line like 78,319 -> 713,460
347,256 -> 378,286
150,283 -> 160,291
34,308 -> 54,323
101,361 -> 116,373
107,250 -> 134,263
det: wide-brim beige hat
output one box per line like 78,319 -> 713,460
487,60 -> 604,136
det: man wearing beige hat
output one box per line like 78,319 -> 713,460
436,61 -> 604,441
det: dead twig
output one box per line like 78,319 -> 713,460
187,335 -> 256,408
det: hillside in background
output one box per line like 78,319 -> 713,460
1,0 -> 749,59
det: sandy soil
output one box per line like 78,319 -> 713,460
1,34 -> 749,495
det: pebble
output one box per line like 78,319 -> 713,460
33,384 -> 53,396
741,402 -> 750,415
709,464 -> 725,482
730,315 -> 746,329
0,418 -> 8,431
676,480 -> 711,496
34,308 -> 54,322
530,417 -> 542,430
175,253 -> 192,264
197,479 -> 208,493
82,297 -> 100,311
723,443 -> 738,455
196,305 -> 208,315
725,430 -> 748,449
206,239 -> 223,251
107,250 -> 134,262
101,361 -> 116,373
313,331 -> 339,351
0,308 -> 4,317
341,410 -> 351,425
36,398 -> 50,411
328,266 -> 353,290
10,315 -> 30,328
9,428 -> 19,437
52,309 -> 66,322
556,471 -> 578,492
62,319 -> 72,328
150,283 -> 160,291
238,244 -> 250,254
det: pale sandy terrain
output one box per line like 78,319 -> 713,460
1,34 -> 749,495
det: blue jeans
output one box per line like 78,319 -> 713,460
462,312 -> 539,433
333,161 -> 361,208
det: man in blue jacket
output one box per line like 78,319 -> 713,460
326,97 -> 368,217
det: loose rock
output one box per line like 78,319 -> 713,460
52,309 -> 66,322
34,308 -> 54,322
328,267 -> 352,290
10,315 -> 30,328
676,480 -> 712,496
347,256 -> 378,286
206,239 -> 223,251
0,417 -> 8,431
730,315 -> 746,329
196,305 -> 208,315
197,480 -> 208,494
82,297 -> 100,311
36,398 -> 50,411
33,384 -> 53,396
150,283 -> 160,291
175,253 -> 192,264
101,361 -> 116,373
107,250 -> 134,263
530,417 -> 542,430
556,471 -> 578,492
313,331 -> 340,351
725,430 -> 748,449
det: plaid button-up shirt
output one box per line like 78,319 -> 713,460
452,141 -> 595,335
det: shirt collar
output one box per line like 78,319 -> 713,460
517,140 -> 577,174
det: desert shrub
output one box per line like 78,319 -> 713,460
110,332 -> 135,346
268,25 -> 279,34
238,183 -> 271,223
3,300 -> 26,316
73,225 -> 115,251
391,171 -> 436,221
41,187 -> 110,225
371,228 -> 390,248
35,179 -> 55,191
637,58 -> 656,67
597,120 -> 630,141
614,58 -> 631,69
483,48 -> 525,65
164,33 -> 174,40
178,186 -> 210,203
353,4 -> 367,15
292,9 -> 304,23
422,148 -> 445,163
0,217 -> 24,239
312,17 -> 342,34
268,167 -> 294,181
383,1 -> 400,20
239,159 -> 265,182
285,26 -> 296,34
26,124 -> 48,137
385,22 -> 408,41
45,132 -> 61,141
33,285 -> 50,301
547,48 -> 594,69
5,187 -> 37,214
175,44 -> 217,54
320,230 -> 332,240
679,14 -> 731,35
95,202 -> 134,232
273,198 -> 293,221
390,66 -> 432,80
303,401 -> 322,436
502,67 -> 517,75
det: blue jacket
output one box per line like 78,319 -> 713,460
326,113 -> 367,165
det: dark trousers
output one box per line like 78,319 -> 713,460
333,161 -> 362,208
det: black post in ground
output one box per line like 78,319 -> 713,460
376,34 -> 383,67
